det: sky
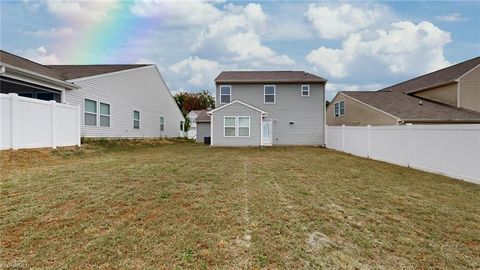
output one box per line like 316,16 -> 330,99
1,0 -> 479,100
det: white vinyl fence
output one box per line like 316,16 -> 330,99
326,124 -> 480,184
1,93 -> 81,150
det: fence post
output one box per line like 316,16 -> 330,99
50,100 -> 57,149
405,123 -> 412,167
9,93 -> 18,150
342,124 -> 345,151
366,125 -> 371,158
77,105 -> 81,146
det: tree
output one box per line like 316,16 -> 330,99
174,90 -> 215,132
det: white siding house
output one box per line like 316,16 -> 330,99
63,66 -> 184,138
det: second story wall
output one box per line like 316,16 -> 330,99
413,83 -> 457,107
459,65 -> 480,112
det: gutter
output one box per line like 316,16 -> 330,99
0,63 -> 80,90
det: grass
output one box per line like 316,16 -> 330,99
1,140 -> 479,269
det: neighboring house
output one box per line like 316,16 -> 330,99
186,110 -> 211,143
327,56 -> 480,126
0,50 -> 185,138
208,71 -> 327,146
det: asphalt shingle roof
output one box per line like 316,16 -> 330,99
215,71 -> 326,84
48,64 -> 151,80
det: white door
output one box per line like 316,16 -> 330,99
262,120 -> 272,145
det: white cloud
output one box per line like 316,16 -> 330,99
23,47 -> 62,65
192,3 -> 294,66
436,12 -> 465,22
45,0 -> 119,24
307,21 -> 451,79
325,83 -> 386,100
169,56 -> 220,89
26,27 -> 74,38
305,3 -> 388,39
130,0 -> 222,26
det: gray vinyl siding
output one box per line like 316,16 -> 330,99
64,66 -> 184,138
196,122 -> 211,143
211,102 -> 262,146
215,83 -> 325,145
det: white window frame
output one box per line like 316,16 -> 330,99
84,98 -> 97,126
224,116 -> 236,137
160,116 -> 165,131
301,85 -> 310,96
99,102 -> 110,127
223,116 -> 250,137
264,85 -> 276,104
220,85 -> 231,104
334,100 -> 345,117
133,110 -> 140,129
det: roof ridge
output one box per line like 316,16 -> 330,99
378,56 -> 480,92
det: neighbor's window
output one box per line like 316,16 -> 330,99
133,110 -> 140,129
224,116 -> 236,137
160,117 -> 165,131
220,85 -> 231,104
84,99 -> 97,126
238,116 -> 250,137
264,85 -> 275,104
334,101 -> 345,117
301,85 -> 310,96
180,121 -> 184,131
100,102 -> 110,127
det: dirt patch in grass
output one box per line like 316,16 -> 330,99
1,143 -> 479,269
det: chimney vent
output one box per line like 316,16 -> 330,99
419,100 -> 423,105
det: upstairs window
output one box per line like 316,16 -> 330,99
99,103 -> 110,127
84,99 -> 97,126
334,101 -> 345,117
134,110 -> 140,129
264,85 -> 275,104
220,85 -> 231,104
301,85 -> 310,96
160,117 -> 165,131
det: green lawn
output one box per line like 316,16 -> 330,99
1,140 -> 479,269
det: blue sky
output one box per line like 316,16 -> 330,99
1,0 -> 479,100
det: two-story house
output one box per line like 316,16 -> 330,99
208,71 -> 327,147
326,56 -> 480,126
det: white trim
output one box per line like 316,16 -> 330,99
208,100 -> 267,115
264,85 -> 276,104
219,85 -> 231,104
334,100 -> 345,117
339,92 -> 401,121
301,85 -> 310,96
455,63 -> 480,81
223,116 -> 250,137
0,63 -> 79,89
67,65 -> 154,82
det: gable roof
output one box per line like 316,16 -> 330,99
215,71 -> 326,84
48,64 -> 151,80
190,110 -> 211,123
0,50 -> 66,80
379,56 -> 480,94
340,91 -> 480,122
208,100 -> 267,115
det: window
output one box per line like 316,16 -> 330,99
160,117 -> 165,131
301,85 -> 310,96
334,101 -> 345,117
220,85 -> 231,104
133,110 -> 140,129
224,117 -> 236,137
99,103 -> 110,127
180,121 -> 184,131
238,117 -> 250,137
84,99 -> 97,126
264,85 -> 275,104
224,116 -> 250,137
